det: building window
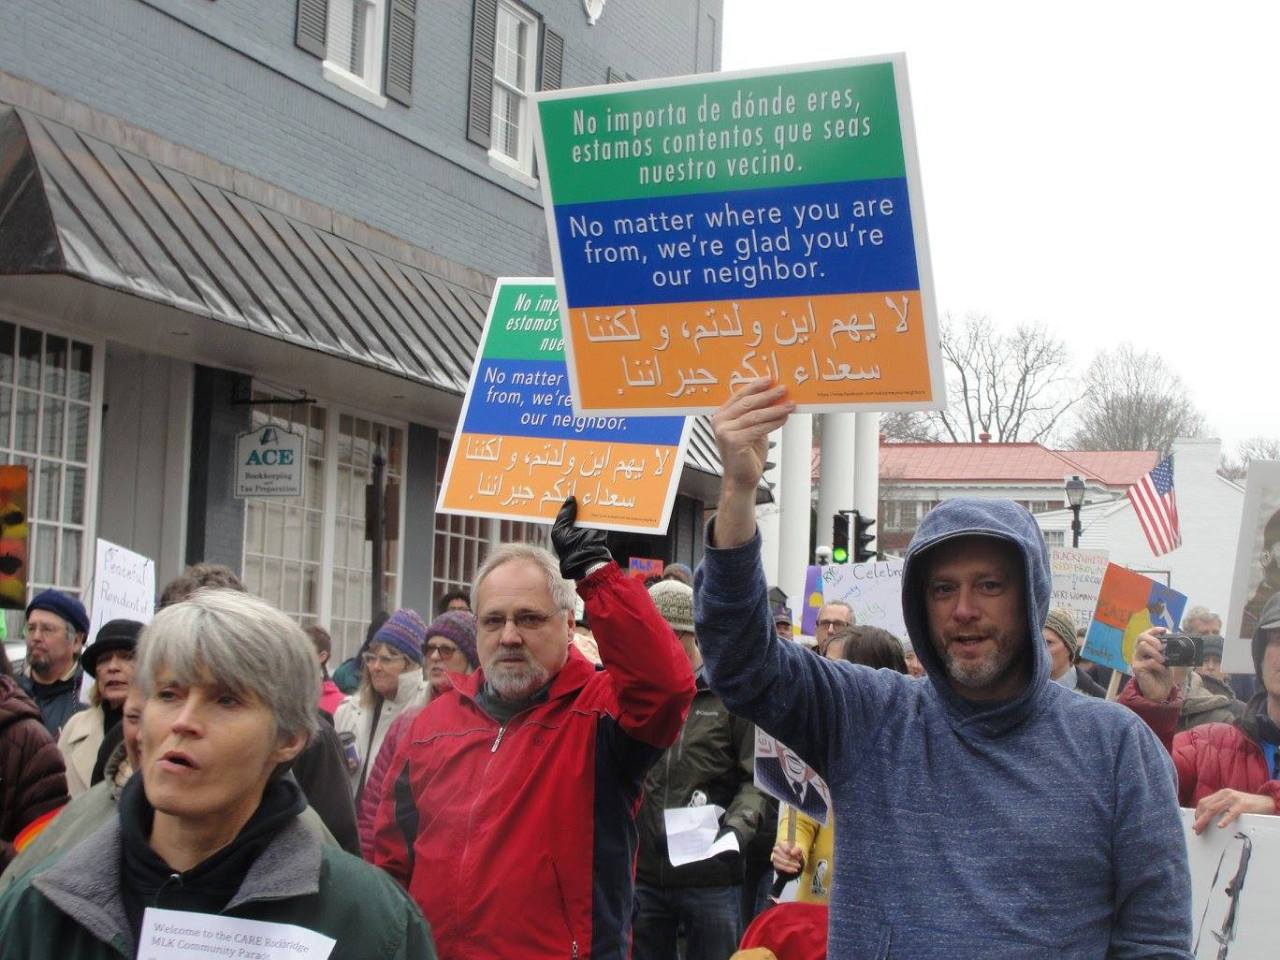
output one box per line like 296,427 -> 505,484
324,0 -> 388,105
432,435 -> 548,604
0,322 -> 95,609
1042,529 -> 1066,548
242,390 -> 404,659
489,0 -> 539,173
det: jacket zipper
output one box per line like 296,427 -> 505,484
550,858 -> 580,959
491,723 -> 507,752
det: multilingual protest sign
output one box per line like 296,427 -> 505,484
1223,460 -> 1280,674
436,279 -> 690,533
533,56 -> 944,416
1081,563 -> 1187,672
1049,547 -> 1109,635
820,557 -> 908,641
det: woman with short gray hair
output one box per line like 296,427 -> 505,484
0,588 -> 435,959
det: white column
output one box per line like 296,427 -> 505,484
777,413 -> 813,609
756,426 -> 784,589
817,413 -> 857,552
854,412 -> 881,555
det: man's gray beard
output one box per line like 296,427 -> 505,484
486,658 -> 551,701
944,647 -> 1016,692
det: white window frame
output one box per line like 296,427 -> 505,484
322,0 -> 390,108
487,0 -> 540,181
0,311 -> 104,638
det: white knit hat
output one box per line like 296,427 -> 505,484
648,579 -> 694,633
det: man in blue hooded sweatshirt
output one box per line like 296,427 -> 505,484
694,381 -> 1191,959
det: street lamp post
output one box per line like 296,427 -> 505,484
1065,475 -> 1086,548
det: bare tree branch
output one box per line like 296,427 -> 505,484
1069,343 -> 1205,454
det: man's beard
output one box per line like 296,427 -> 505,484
943,642 -> 1020,692
485,651 -> 552,701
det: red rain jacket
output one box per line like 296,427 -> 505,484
372,561 -> 695,959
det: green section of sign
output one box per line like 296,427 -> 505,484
537,62 -> 904,205
481,283 -> 564,361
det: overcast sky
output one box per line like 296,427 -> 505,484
721,1 -> 1275,453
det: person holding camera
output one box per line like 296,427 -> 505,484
1119,592 -> 1280,834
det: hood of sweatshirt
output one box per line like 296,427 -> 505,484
901,498 -> 1053,737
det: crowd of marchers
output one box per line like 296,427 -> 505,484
0,384 -> 1277,960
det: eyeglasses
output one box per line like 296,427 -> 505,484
24,623 -> 67,639
478,610 -> 559,634
424,642 -> 459,659
816,619 -> 850,630
362,651 -> 407,668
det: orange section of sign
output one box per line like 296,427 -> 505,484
440,434 -> 680,530
569,291 -> 932,412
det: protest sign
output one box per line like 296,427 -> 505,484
0,465 -> 29,610
799,564 -> 823,636
1049,547 -> 1109,635
755,729 -> 830,825
1183,810 -> 1280,958
628,557 -> 664,580
87,539 -> 155,645
1224,461 -> 1280,673
533,56 -> 943,415
820,558 -> 907,640
437,279 -> 689,533
1082,563 -> 1186,672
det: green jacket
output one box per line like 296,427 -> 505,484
635,671 -> 766,887
0,814 -> 435,960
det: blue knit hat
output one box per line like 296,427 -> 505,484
371,609 -> 428,665
426,610 -> 479,669
26,589 -> 90,636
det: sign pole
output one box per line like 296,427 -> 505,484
370,432 -> 386,622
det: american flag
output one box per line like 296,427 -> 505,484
1128,455 -> 1181,556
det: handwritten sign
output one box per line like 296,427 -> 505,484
799,564 -> 823,636
87,539 -> 154,644
1223,460 -> 1280,674
1049,547 -> 1109,634
820,558 -> 907,641
1183,810 -> 1280,958
436,279 -> 690,533
139,908 -> 335,960
533,56 -> 944,415
628,557 -> 664,580
1082,563 -> 1186,672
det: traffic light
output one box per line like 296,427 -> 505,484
831,512 -> 850,563
853,510 -> 876,563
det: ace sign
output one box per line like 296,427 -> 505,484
235,427 -> 305,498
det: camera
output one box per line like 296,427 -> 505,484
1162,632 -> 1204,667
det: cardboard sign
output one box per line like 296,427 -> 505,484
436,279 -> 689,533
0,465 -> 29,610
1082,563 -> 1187,672
1224,461 -> 1280,674
235,426 -> 304,498
820,558 -> 908,641
799,564 -> 823,636
533,56 -> 944,415
1049,547 -> 1110,635
1183,810 -> 1280,958
755,729 -> 831,825
139,908 -> 335,960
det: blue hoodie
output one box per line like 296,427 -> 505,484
695,498 -> 1191,959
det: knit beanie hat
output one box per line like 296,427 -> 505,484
1200,634 -> 1225,659
372,609 -> 428,664
1044,608 -> 1079,662
26,588 -> 90,636
425,610 -> 479,669
648,579 -> 694,634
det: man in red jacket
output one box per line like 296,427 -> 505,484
1120,592 -> 1280,834
372,498 -> 696,959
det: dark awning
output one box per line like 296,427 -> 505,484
0,104 -> 761,501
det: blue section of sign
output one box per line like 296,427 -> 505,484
553,178 -> 919,308
462,358 -> 684,443
1083,622 -> 1127,674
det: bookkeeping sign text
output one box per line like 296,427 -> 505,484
533,56 -> 943,416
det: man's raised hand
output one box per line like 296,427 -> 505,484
709,379 -> 793,549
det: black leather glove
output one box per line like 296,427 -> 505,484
552,496 -> 613,581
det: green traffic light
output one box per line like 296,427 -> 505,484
832,547 -> 849,563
